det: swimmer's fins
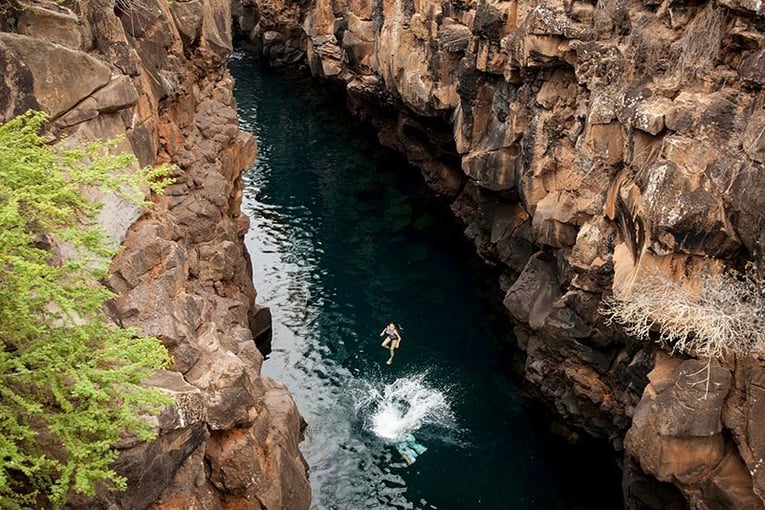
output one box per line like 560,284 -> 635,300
395,434 -> 427,465
399,448 -> 416,465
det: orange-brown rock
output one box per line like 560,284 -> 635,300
0,0 -> 310,508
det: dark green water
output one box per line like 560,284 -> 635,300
230,50 -> 622,510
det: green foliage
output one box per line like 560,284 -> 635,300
0,111 -> 173,508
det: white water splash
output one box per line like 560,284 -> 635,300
355,373 -> 456,441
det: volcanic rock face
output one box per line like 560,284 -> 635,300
237,0 -> 765,507
0,1 -> 310,508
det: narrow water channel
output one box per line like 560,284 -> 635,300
230,50 -> 622,510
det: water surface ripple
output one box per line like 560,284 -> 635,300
230,50 -> 621,510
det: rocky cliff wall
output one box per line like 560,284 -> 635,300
0,1 -> 310,508
236,0 -> 765,508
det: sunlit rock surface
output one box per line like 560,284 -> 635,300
0,1 -> 310,508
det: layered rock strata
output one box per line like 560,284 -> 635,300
0,0 -> 310,508
236,0 -> 765,507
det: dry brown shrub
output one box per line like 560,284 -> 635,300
668,2 -> 726,81
622,15 -> 667,81
115,0 -> 155,17
602,265 -> 765,396
602,266 -> 765,360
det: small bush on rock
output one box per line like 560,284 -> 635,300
0,111 -> 172,508
602,265 -> 765,394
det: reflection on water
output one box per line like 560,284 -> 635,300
231,49 -> 622,510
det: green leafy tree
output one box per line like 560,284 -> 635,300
0,111 -> 173,508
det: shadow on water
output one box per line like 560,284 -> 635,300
230,49 -> 624,510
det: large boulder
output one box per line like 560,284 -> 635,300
0,32 -> 111,119
626,357 -> 763,508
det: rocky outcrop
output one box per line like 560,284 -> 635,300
237,0 -> 765,507
0,0 -> 310,508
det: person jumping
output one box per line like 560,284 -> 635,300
380,322 -> 402,365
